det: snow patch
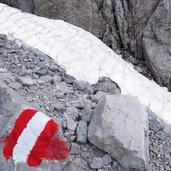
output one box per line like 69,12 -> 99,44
0,3 -> 171,123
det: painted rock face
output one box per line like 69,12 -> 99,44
2,109 -> 69,167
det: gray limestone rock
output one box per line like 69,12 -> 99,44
8,82 -> 22,90
65,107 -> 79,121
66,116 -> 77,132
77,120 -> 87,143
16,76 -> 35,86
70,142 -> 81,155
70,98 -> 85,109
0,80 -> 23,133
93,77 -> 121,94
35,67 -> 48,76
79,107 -> 93,122
88,94 -> 149,170
62,162 -> 76,171
89,157 -> 104,169
39,75 -> 54,84
53,103 -> 65,112
148,110 -> 164,133
102,154 -> 112,166
142,0 -> 171,90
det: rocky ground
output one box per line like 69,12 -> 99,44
0,34 -> 171,171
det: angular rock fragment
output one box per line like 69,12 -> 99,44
65,107 -> 79,121
89,157 -> 103,169
70,142 -> 81,155
88,94 -> 149,170
70,98 -> 85,109
16,76 -> 35,86
93,77 -> 121,94
77,120 -> 87,143
102,154 -> 112,166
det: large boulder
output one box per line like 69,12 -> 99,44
88,94 -> 149,170
142,0 -> 171,90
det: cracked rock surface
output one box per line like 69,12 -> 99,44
142,0 -> 171,90
88,94 -> 149,170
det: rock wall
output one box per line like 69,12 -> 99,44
0,0 -> 160,54
1,0 -> 171,90
142,0 -> 171,90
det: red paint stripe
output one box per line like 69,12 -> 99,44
27,119 -> 69,167
3,109 -> 37,160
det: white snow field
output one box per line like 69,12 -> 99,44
0,3 -> 171,123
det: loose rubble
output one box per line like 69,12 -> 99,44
0,34 -> 171,171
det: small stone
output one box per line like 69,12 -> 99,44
62,162 -> 76,171
8,82 -> 22,90
19,70 -> 30,77
66,107 -> 79,121
32,73 -> 39,79
56,92 -> 64,98
102,154 -> 112,166
93,77 -> 121,94
112,161 -> 121,170
165,153 -> 170,159
26,63 -> 35,69
80,107 -> 93,122
70,99 -> 85,109
92,91 -> 105,102
35,67 -> 48,76
70,135 -> 76,141
37,79 -> 44,85
149,112 -> 164,132
53,103 -> 65,112
90,157 -> 103,169
155,131 -> 167,140
70,143 -> 81,155
16,76 -> 35,86
164,147 -> 171,153
39,75 -> 54,83
48,64 -> 58,71
57,82 -> 73,93
150,146 -> 159,154
53,75 -> 62,82
72,80 -> 84,90
66,117 -> 77,132
91,102 -> 96,108
25,96 -> 33,102
168,158 -> 171,166
62,76 -> 73,84
58,67 -> 66,73
77,120 -> 87,143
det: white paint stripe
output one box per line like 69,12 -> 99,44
12,111 -> 50,164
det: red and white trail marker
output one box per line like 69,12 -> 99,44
2,109 -> 69,167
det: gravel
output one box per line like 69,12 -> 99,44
0,34 -> 171,171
